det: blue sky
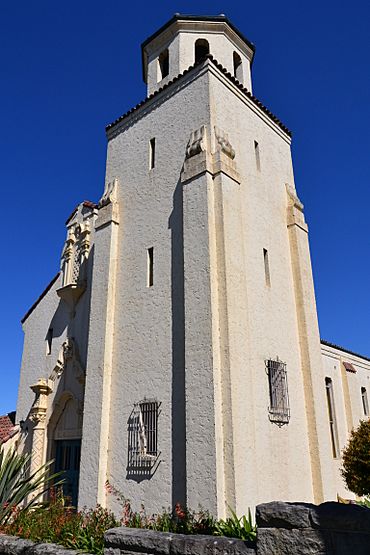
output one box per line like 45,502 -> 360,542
1,0 -> 369,415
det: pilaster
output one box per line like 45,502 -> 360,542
78,179 -> 120,508
286,184 -> 333,503
181,125 -> 244,517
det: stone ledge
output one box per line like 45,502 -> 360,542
104,527 -> 256,555
0,534 -> 93,555
256,501 -> 370,533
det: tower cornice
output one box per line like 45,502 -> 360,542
106,56 -> 291,142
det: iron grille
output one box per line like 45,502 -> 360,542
128,399 -> 159,467
266,358 -> 290,425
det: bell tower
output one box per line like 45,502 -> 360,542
141,14 -> 255,96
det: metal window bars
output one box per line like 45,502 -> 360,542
266,358 -> 290,426
128,399 -> 160,468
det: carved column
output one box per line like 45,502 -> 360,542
29,379 -> 52,478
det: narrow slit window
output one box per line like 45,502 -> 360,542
149,138 -> 155,169
325,377 -> 339,458
147,247 -> 154,287
361,387 -> 369,416
233,51 -> 243,82
46,328 -> 53,355
158,49 -> 169,81
263,249 -> 271,287
266,358 -> 290,425
254,140 -> 261,171
194,39 -> 209,64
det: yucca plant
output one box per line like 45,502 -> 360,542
0,448 -> 63,525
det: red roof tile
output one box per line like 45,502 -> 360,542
0,414 -> 15,444
106,54 -> 292,137
65,200 -> 98,226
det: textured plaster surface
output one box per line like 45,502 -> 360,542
83,69 -> 213,514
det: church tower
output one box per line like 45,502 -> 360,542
78,14 -> 335,516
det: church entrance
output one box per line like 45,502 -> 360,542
54,439 -> 81,507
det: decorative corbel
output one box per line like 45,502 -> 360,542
286,183 -> 304,212
185,126 -> 207,159
98,178 -> 118,208
96,178 -> 120,229
214,127 -> 235,159
286,183 -> 307,231
211,127 -> 240,184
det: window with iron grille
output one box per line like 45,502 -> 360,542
266,358 -> 290,425
128,399 -> 159,467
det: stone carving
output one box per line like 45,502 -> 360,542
61,222 -> 91,288
214,126 -> 235,159
50,337 -> 84,383
185,126 -> 207,159
286,183 -> 304,212
98,178 -> 119,208
29,379 -> 52,425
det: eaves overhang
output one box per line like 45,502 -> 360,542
106,54 -> 291,139
321,339 -> 370,363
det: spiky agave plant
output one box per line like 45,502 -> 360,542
0,448 -> 63,525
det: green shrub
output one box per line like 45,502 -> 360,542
341,419 -> 370,496
2,481 -> 257,554
2,489 -> 118,555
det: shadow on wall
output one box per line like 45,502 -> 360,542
169,178 -> 186,508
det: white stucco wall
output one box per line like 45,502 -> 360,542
321,342 -> 370,499
207,64 -> 315,511
81,67 -> 214,515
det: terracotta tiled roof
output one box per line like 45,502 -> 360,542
0,413 -> 16,444
106,54 -> 291,137
321,339 -> 370,363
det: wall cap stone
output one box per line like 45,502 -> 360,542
0,534 -> 93,555
104,527 -> 256,555
256,501 -> 370,533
